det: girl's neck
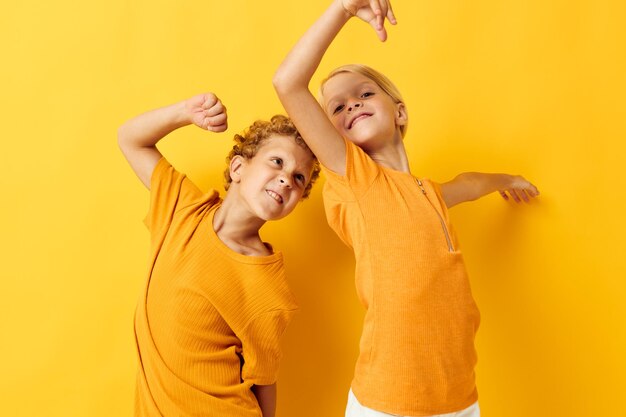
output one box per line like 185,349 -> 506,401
213,194 -> 270,256
365,134 -> 411,173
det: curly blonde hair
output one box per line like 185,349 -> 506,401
224,115 -> 320,199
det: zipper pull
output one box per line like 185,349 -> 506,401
416,178 -> 427,194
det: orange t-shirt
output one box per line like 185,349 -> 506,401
134,158 -> 297,417
323,140 -> 481,416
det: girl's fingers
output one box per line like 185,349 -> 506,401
516,189 -> 526,203
529,183 -> 540,197
369,0 -> 392,40
368,0 -> 382,16
519,189 -> 530,203
386,0 -> 397,24
378,0 -> 396,25
368,0 -> 383,28
502,186 -> 539,203
363,14 -> 387,41
378,0 -> 389,24
524,186 -> 537,198
376,25 -> 388,41
509,189 -> 522,203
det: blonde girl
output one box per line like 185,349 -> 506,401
273,1 -> 539,416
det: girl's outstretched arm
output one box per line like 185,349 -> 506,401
273,0 -> 396,175
117,93 -> 227,189
440,172 -> 540,208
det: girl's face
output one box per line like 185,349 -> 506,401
322,72 -> 405,149
232,134 -> 315,221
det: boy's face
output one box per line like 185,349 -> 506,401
233,134 -> 315,221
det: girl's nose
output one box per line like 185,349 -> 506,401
348,102 -> 362,112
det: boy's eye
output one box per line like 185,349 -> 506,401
295,174 -> 306,183
271,158 -> 283,166
333,104 -> 345,114
361,92 -> 374,98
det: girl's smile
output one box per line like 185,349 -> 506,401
323,72 -> 405,149
348,112 -> 373,129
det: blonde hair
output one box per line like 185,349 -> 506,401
224,115 -> 320,199
319,64 -> 408,137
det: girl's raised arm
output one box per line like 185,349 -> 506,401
273,0 -> 396,175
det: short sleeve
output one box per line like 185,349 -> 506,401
144,157 -> 204,233
322,138 -> 381,202
239,310 -> 295,385
423,178 -> 453,223
428,179 -> 442,196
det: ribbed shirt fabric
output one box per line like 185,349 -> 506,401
323,140 -> 481,416
134,158 -> 298,417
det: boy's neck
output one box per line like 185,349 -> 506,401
212,196 -> 271,257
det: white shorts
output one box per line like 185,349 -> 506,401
345,389 -> 480,417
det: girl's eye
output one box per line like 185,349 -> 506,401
333,104 -> 345,114
361,92 -> 374,98
272,158 -> 283,165
295,174 -> 306,183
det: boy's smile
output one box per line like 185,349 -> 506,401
233,134 -> 315,221
265,189 -> 284,204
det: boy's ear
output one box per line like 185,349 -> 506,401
395,102 -> 408,126
229,155 -> 245,183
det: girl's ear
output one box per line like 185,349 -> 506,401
395,102 -> 408,126
229,155 -> 246,183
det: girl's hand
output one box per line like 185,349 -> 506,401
340,0 -> 397,41
185,93 -> 228,132
499,175 -> 540,203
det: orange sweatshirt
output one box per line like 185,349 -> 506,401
134,158 -> 297,417
323,140 -> 481,416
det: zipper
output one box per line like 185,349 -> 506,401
416,178 -> 455,252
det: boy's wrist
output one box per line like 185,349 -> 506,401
172,100 -> 193,128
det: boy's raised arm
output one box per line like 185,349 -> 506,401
273,0 -> 396,176
440,172 -> 540,208
118,93 -> 227,189
251,384 -> 277,417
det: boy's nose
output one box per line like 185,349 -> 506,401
279,177 -> 292,188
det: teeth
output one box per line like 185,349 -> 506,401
266,190 -> 283,204
350,114 -> 369,129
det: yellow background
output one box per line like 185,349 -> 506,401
2,0 -> 625,416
